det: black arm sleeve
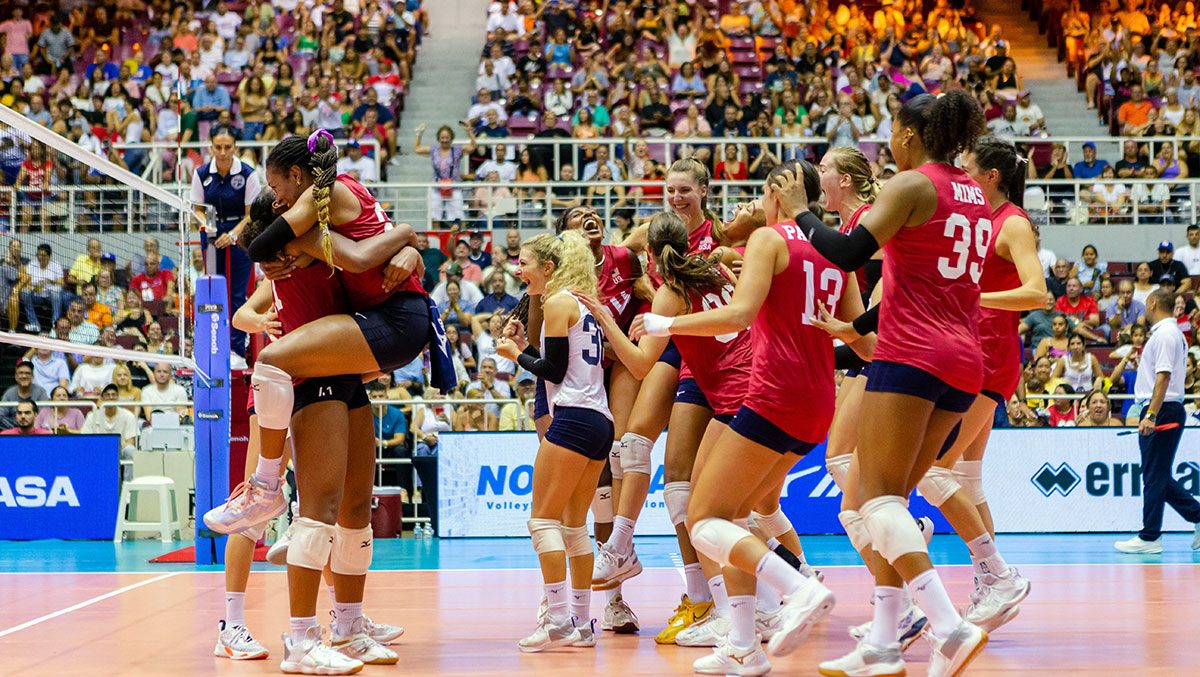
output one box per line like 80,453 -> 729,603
851,304 -> 880,337
789,210 -> 881,272
863,258 -> 883,295
245,216 -> 299,262
516,337 -> 570,384
834,343 -> 869,371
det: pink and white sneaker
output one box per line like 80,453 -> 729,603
203,477 -> 286,535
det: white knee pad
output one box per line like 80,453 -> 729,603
916,466 -> 962,508
286,517 -> 336,571
826,453 -> 853,492
591,486 -> 613,523
838,510 -> 872,553
251,363 -> 294,430
562,525 -> 592,558
330,524 -> 373,576
620,432 -> 653,476
860,496 -> 927,564
689,517 -> 752,568
608,440 -> 624,480
664,481 -> 690,527
750,507 -> 793,540
238,521 -> 267,543
953,461 -> 986,505
528,518 -> 565,555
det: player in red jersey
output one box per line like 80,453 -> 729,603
638,160 -> 872,674
775,91 -> 991,677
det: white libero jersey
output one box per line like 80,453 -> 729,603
542,291 -> 612,421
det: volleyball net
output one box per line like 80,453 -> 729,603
0,105 -> 232,561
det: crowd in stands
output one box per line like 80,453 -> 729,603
1007,223 -> 1200,428
0,0 -> 428,201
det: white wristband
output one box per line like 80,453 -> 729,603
642,313 -> 675,337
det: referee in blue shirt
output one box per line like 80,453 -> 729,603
190,126 -> 260,357
1115,287 -> 1200,553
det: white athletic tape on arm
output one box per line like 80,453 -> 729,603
916,466 -> 962,508
953,460 -> 986,504
641,313 -> 675,337
838,510 -> 872,553
330,524 -> 373,576
251,364 -> 294,430
562,525 -> 592,558
591,486 -> 613,523
860,496 -> 926,564
608,440 -> 624,479
286,517 -> 336,571
689,517 -> 753,568
528,518 -> 565,554
750,507 -> 793,540
826,453 -> 852,492
664,481 -> 690,526
620,432 -> 653,475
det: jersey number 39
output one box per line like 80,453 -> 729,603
937,213 -> 993,283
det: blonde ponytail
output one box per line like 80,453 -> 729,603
523,230 -> 598,298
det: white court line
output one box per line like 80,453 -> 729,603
0,571 -> 181,639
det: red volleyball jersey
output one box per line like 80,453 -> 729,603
673,271 -> 754,416
978,201 -> 1028,399
259,264 -> 348,392
744,222 -> 846,444
334,175 -> 425,310
598,244 -> 639,331
873,164 -> 989,394
840,203 -> 872,294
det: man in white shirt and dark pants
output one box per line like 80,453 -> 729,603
1174,224 -> 1200,276
1116,287 -> 1200,553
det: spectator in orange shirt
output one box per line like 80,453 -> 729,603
1119,84 -> 1155,134
1055,277 -> 1103,341
79,282 -> 112,328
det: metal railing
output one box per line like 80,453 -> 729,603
110,138 -> 383,184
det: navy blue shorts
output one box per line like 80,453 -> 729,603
864,361 -> 976,413
658,340 -> 682,369
728,405 -> 817,456
845,366 -> 863,378
294,375 -> 369,413
352,292 -> 431,372
714,412 -> 734,425
981,389 -> 1006,406
534,378 -> 550,419
859,362 -> 872,379
674,377 -> 712,409
545,406 -> 615,460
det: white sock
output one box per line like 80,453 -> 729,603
908,569 -> 961,638
544,581 -> 569,625
966,533 -> 1009,578
605,583 -> 622,602
333,601 -> 363,638
289,616 -> 317,644
684,563 -> 711,602
753,551 -> 803,597
765,536 -> 781,550
728,595 -> 756,648
224,591 -> 245,627
570,588 -> 590,624
755,577 -> 781,612
708,575 -> 731,616
866,586 -> 903,646
610,516 -> 636,553
252,454 -> 282,490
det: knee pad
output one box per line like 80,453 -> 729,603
689,517 -> 752,568
286,517 -> 336,571
239,521 -> 267,543
608,440 -> 624,480
826,453 -> 853,492
750,507 -> 793,540
528,518 -> 565,555
620,432 -> 652,476
330,524 -> 373,576
953,461 -> 986,505
591,486 -> 613,523
562,525 -> 592,558
664,481 -> 690,527
860,496 -> 927,564
838,510 -> 871,553
916,466 -> 962,508
251,363 -> 294,430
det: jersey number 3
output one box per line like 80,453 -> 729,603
938,213 -> 993,283
581,315 -> 603,366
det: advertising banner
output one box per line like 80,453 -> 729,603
0,434 -> 121,540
